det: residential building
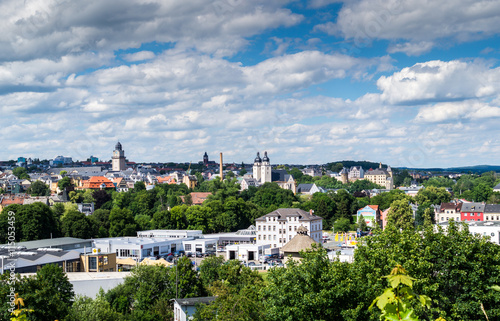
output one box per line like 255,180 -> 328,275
80,176 -> 115,190
301,167 -> 322,177
173,297 -> 217,321
460,202 -> 485,222
439,221 -> 500,246
255,208 -> 323,249
348,166 -> 365,180
364,163 -> 393,190
296,183 -> 321,195
356,205 -> 381,228
182,175 -> 197,189
112,142 -> 126,172
484,204 -> 500,221
50,156 -> 73,166
436,202 -> 463,223
240,177 -> 259,191
271,169 -> 296,193
494,183 -> 500,193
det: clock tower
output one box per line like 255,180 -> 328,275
112,141 -> 126,171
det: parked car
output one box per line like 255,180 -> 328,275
174,250 -> 185,257
205,250 -> 216,257
186,252 -> 194,257
195,252 -> 203,258
247,262 -> 256,266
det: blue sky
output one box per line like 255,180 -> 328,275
1,0 -> 500,168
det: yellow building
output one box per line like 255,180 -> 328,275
364,163 -> 393,189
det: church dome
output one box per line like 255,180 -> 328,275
115,142 -> 122,150
254,152 -> 262,163
262,151 -> 270,162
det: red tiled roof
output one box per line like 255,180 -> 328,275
82,176 -> 115,189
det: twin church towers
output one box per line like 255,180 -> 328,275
253,151 -> 272,184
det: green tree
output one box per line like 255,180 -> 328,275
66,291 -> 123,321
386,199 -> 414,230
415,186 -> 451,205
13,167 -> 29,180
93,189 -> 112,210
134,181 -> 146,192
26,180 -> 50,196
472,182 -> 493,202
58,176 -> 73,191
334,217 -> 351,232
109,208 -> 137,237
422,207 -> 434,228
22,264 -> 75,320
352,222 -> 500,320
263,246 -> 353,320
358,214 -> 368,231
0,203 -> 61,243
61,209 -> 96,239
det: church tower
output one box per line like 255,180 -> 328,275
112,141 -> 126,172
203,152 -> 209,166
260,151 -> 272,183
253,152 -> 262,182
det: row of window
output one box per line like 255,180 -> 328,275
265,216 -> 299,222
116,249 -> 139,257
258,234 -> 293,242
441,216 -> 500,221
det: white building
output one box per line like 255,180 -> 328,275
137,230 -> 203,239
225,243 -> 270,262
439,221 -> 500,245
348,166 -> 364,179
92,237 -> 187,260
255,208 -> 323,249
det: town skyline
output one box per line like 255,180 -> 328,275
2,1 -> 500,167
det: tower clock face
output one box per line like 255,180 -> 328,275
113,151 -> 118,157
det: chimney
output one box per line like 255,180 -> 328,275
219,152 -> 223,182
309,209 -> 313,216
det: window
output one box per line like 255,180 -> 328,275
294,226 -> 297,231
273,226 -> 276,231
273,235 -> 276,240
289,236 -> 292,241
263,235 -> 266,240
258,225 -> 261,231
185,244 -> 192,251
273,217 -> 276,221
289,226 -> 292,231
263,226 -> 266,231
258,235 -> 261,240
89,257 -> 97,270
294,217 -> 297,221
486,216 -> 489,221
441,217 -> 444,221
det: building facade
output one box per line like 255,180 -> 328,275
255,208 -> 323,249
436,201 -> 463,223
460,202 -> 485,222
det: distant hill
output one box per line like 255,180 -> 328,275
325,161 -> 500,174
395,165 -> 500,174
325,160 -> 388,171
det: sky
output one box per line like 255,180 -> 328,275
1,0 -> 500,168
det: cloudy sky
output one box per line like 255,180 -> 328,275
2,0 -> 500,168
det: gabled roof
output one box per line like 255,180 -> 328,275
484,204 -> 500,213
358,205 -> 379,212
494,183 -> 500,190
461,202 -> 485,212
255,208 -> 322,222
296,183 -> 314,193
81,176 -> 115,189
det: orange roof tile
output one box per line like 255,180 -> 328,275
82,176 -> 115,189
